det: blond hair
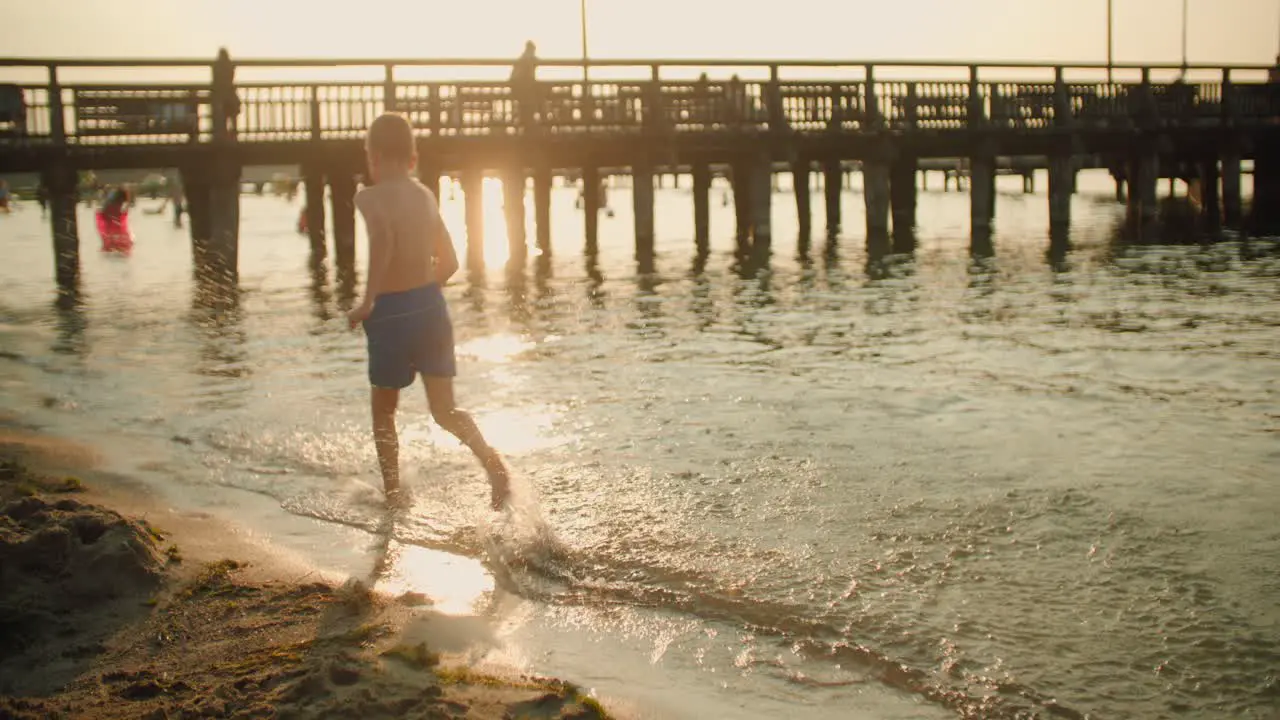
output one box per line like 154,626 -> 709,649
366,113 -> 415,162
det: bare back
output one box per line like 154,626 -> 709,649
354,177 -> 450,295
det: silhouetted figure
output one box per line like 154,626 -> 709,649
36,181 -> 48,217
213,48 -> 241,138
726,74 -> 745,126
0,180 -> 10,213
510,41 -> 539,132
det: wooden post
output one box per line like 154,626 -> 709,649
970,154 -> 995,239
864,161 -> 890,245
383,64 -> 397,113
792,159 -> 811,251
1128,151 -> 1159,224
967,65 -> 984,129
1053,66 -> 1072,129
207,159 -> 241,280
633,161 -> 655,271
44,163 -> 79,294
583,166 -> 600,256
1221,150 -> 1242,226
692,162 -> 711,255
888,158 -> 915,251
329,169 -> 357,268
750,152 -> 772,252
417,161 -> 441,202
463,170 -> 485,272
1048,154 -> 1073,234
302,165 -> 327,259
1251,136 -> 1280,232
822,158 -> 841,236
731,161 -> 751,255
864,65 -> 879,128
533,163 -> 552,258
1201,158 -> 1221,233
502,169 -> 527,268
183,165 -> 212,263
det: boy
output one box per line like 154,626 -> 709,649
347,113 -> 510,510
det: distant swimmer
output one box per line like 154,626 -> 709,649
97,187 -> 134,253
347,113 -> 512,509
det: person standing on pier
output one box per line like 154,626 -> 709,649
347,113 -> 512,509
510,41 -> 539,132
213,48 -> 241,139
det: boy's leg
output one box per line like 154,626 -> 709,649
371,386 -> 401,494
422,375 -> 510,509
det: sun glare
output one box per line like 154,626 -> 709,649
455,333 -> 536,364
376,542 -> 494,616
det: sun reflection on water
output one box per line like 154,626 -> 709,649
455,333 -> 536,364
375,541 -> 494,616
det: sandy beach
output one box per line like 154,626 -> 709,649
0,422 -> 612,720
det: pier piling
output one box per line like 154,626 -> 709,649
864,161 -> 891,240
44,163 -> 79,293
501,169 -> 527,268
750,153 -> 773,252
1221,151 -> 1242,226
462,170 -> 485,271
732,162 -> 751,255
1129,152 -> 1160,224
533,163 -> 552,258
302,166 -> 327,259
633,162 -> 655,271
329,170 -> 357,268
583,166 -> 600,256
792,159 -> 812,251
823,159 -> 842,236
1203,160 -> 1222,232
888,159 -> 916,252
970,155 -> 995,240
205,160 -> 242,279
1048,155 -> 1073,234
693,163 -> 711,254
418,164 -> 441,203
1252,139 -> 1280,231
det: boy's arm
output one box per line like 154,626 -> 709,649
350,191 -> 393,326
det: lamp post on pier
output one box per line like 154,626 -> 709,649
580,0 -> 590,82
1181,0 -> 1189,71
1106,0 -> 1113,83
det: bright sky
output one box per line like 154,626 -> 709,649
2,0 -> 1275,77
4,0 -> 1276,61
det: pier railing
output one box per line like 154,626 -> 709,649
1,58 -> 1277,147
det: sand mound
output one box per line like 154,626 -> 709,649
0,459 -> 164,660
0,454 -> 613,719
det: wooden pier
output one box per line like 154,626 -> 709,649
2,53 -> 1278,291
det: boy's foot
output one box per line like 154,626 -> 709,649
385,487 -> 411,509
485,456 -> 511,511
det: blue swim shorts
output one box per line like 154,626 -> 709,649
362,284 -> 456,388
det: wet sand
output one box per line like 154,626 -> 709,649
0,426 -> 612,720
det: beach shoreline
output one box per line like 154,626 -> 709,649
0,421 -> 613,720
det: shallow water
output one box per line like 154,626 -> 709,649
2,173 -> 1279,718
